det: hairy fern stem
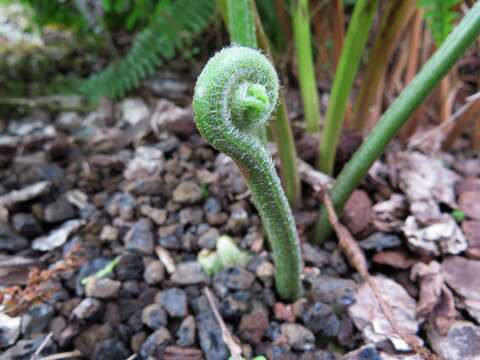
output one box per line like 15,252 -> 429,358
193,46 -> 302,301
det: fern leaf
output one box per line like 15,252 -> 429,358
79,0 -> 215,100
418,0 -> 460,46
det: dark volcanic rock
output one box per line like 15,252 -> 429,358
124,218 -> 154,254
0,223 -> 28,252
115,251 -> 144,281
176,315 -> 196,347
0,334 -> 57,360
142,304 -> 168,330
144,260 -> 165,285
196,312 -> 229,360
21,303 -> 55,335
11,213 -> 42,238
157,288 -> 188,318
92,338 -> 131,360
44,197 -> 77,223
214,266 -> 255,291
171,262 -> 208,285
238,309 -> 269,344
302,302 -> 340,337
139,327 -> 172,358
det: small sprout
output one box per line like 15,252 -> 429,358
451,209 -> 465,222
198,235 -> 251,276
81,256 -> 121,285
198,250 -> 223,276
217,235 -> 251,269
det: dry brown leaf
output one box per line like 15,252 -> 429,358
410,261 -> 456,335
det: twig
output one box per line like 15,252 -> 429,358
125,354 -> 137,360
31,333 -> 53,359
323,194 -> 441,360
37,350 -> 82,360
204,287 -> 242,359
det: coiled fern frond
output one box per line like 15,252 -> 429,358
418,0 -> 460,46
79,0 -> 215,100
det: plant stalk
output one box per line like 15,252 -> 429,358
350,0 -> 416,132
292,0 -> 322,133
318,0 -> 379,175
313,1 -> 480,244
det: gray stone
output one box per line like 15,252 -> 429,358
359,232 -> 401,251
179,207 -> 203,225
280,323 -> 315,351
302,302 -> 340,337
0,222 -> 28,252
115,251 -> 144,281
176,315 -> 196,347
157,288 -> 188,317
0,334 -> 57,360
124,219 -> 154,254
85,278 -> 121,299
139,327 -> 172,358
214,266 -> 255,291
196,312 -> 229,360
173,181 -> 203,204
144,260 -> 165,285
93,338 -> 131,360
171,262 -> 208,285
307,275 -> 356,307
142,304 -> 168,330
11,213 -> 42,238
74,324 -> 113,356
198,227 -> 219,249
44,197 -> 77,223
72,298 -> 103,321
106,192 -> 136,220
0,314 -> 20,349
21,304 -> 54,335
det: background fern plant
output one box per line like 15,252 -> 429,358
78,0 -> 215,100
418,0 -> 460,45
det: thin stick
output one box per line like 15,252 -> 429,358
32,333 -> 53,359
37,350 -> 82,360
204,287 -> 242,359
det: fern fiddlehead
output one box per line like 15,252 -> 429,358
193,46 -> 302,301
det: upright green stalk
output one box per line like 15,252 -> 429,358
292,0 -> 321,133
318,0 -> 379,175
194,47 -> 302,300
350,0 -> 415,131
227,0 -> 257,48
313,1 -> 480,243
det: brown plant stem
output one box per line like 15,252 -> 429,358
350,0 -> 416,131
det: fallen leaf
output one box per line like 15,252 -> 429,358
442,256 -> 480,323
403,215 -> 467,256
397,152 -> 459,224
410,261 -> 455,335
341,190 -> 373,237
32,219 -> 86,251
372,194 -> 408,232
0,181 -> 50,207
427,321 -> 480,360
348,276 -> 423,351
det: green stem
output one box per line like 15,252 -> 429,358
227,0 -> 257,48
313,1 -> 480,244
194,46 -> 302,300
318,0 -> 379,175
254,2 -> 301,206
292,0 -> 321,133
350,0 -> 414,131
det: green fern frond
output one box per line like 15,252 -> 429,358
418,0 -> 460,46
79,0 -> 215,100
